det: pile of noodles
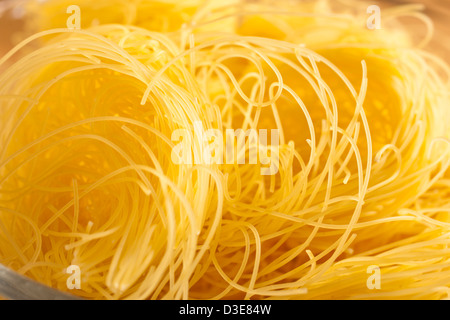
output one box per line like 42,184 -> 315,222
0,0 -> 449,299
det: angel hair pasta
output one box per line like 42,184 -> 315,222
0,0 -> 449,300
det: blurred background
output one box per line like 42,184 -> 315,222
0,0 -> 449,63
389,0 -> 450,62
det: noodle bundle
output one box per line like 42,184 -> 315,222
0,0 -> 449,299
